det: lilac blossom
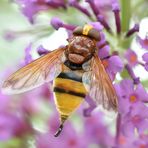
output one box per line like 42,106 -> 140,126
69,0 -> 91,17
125,49 -> 138,67
0,112 -> 33,140
101,55 -> 124,80
98,45 -> 110,59
37,113 -> 90,148
137,35 -> 148,50
1,0 -> 148,147
37,45 -> 50,56
97,14 -> 112,33
142,52 -> 148,71
24,43 -> 33,65
50,17 -> 76,31
115,79 -> 148,114
16,0 -> 67,23
112,2 -> 121,34
84,111 -> 114,147
121,103 -> 148,138
125,64 -> 140,84
86,0 -> 117,18
126,24 -> 139,37
89,22 -> 104,31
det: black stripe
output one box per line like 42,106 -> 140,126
53,87 -> 85,98
58,72 -> 82,82
64,60 -> 82,70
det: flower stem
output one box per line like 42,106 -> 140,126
120,0 -> 131,32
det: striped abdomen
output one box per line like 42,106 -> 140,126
53,68 -> 87,124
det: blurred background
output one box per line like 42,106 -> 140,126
0,0 -> 148,148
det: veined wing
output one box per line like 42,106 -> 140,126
2,47 -> 66,94
82,53 -> 118,111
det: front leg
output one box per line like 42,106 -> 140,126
83,95 -> 97,117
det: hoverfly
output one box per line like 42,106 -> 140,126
2,24 -> 118,137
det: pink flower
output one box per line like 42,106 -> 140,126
125,49 -> 138,67
137,35 -> 148,50
142,52 -> 148,71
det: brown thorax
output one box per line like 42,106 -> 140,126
65,35 -> 97,64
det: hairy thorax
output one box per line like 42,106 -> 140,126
65,36 -> 96,64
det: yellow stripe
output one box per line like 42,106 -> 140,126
53,77 -> 86,123
54,92 -> 83,116
82,24 -> 93,35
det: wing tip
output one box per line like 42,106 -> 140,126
1,87 -> 12,95
1,81 -> 13,95
1,82 -> 21,95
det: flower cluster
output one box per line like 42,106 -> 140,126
1,0 -> 148,148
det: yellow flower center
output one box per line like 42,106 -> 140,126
68,139 -> 77,146
119,135 -> 126,145
144,39 -> 148,46
139,144 -> 146,148
129,95 -> 137,103
130,54 -> 137,63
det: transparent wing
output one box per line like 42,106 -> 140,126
2,47 -> 66,94
82,53 -> 118,111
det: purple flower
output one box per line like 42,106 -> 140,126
121,103 -> 148,137
86,0 -> 119,33
117,133 -> 148,148
101,55 -> 123,80
89,22 -> 104,31
84,111 -> 114,147
134,139 -> 148,148
36,133 -> 64,148
37,45 -> 50,56
17,0 -> 67,23
2,0 -> 148,146
50,17 -> 76,31
137,35 -> 148,50
20,85 -> 52,115
50,17 -> 64,30
0,112 -> 32,141
21,92 -> 43,115
125,49 -> 138,67
98,45 -> 110,59
125,64 -> 140,84
69,0 -> 91,17
3,30 -> 17,41
136,134 -> 148,148
142,52 -> 148,71
17,0 -> 46,23
61,123 -> 89,148
117,134 -> 136,148
86,0 -> 100,17
0,113 -> 17,140
115,79 -> 148,114
24,43 -> 33,65
126,24 -> 139,37
112,2 -> 121,34
45,113 -> 89,147
86,0 -> 117,15
97,32 -> 110,55
97,14 -> 112,32
0,91 -> 10,112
